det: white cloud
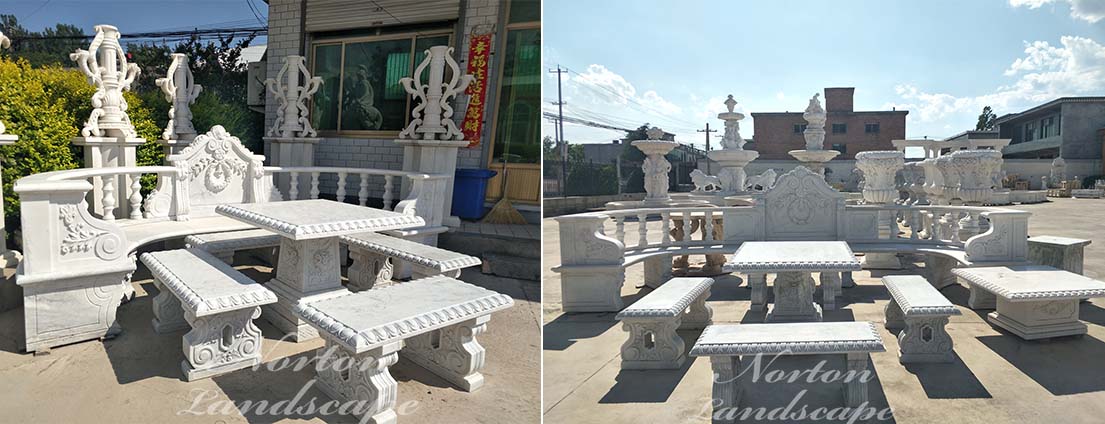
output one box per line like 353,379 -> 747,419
568,64 -> 682,115
884,35 -> 1105,129
775,91 -> 786,100
1009,0 -> 1105,23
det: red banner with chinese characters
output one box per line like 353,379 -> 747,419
462,33 -> 492,147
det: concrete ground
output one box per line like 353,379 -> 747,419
543,197 -> 1105,423
0,261 -> 541,423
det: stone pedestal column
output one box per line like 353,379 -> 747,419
395,138 -> 467,229
264,54 -> 325,198
856,151 -> 905,269
0,134 -> 20,268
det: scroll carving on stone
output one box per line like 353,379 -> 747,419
58,204 -> 125,261
398,46 -> 474,141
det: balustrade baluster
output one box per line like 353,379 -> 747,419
614,216 -> 625,245
310,172 -> 321,199
128,175 -> 142,219
289,172 -> 300,200
661,212 -> 671,244
336,172 -> 347,203
682,211 -> 692,245
636,213 -> 648,248
102,177 -> 116,221
910,211 -> 921,240
704,211 -> 714,242
950,212 -> 962,244
358,173 -> 369,206
382,176 -> 394,210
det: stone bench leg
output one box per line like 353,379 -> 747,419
710,356 -> 741,424
925,256 -> 958,289
211,250 -> 234,265
680,288 -> 713,330
317,340 -> 401,424
644,254 -> 674,289
820,272 -> 840,311
884,298 -> 905,331
348,249 -> 393,291
404,315 -> 490,392
181,307 -> 264,381
151,280 -> 188,333
967,281 -> 997,310
898,315 -> 954,363
748,273 -> 767,312
619,317 -> 685,370
843,352 -> 871,407
841,271 -> 855,288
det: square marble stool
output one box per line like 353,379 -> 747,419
954,265 -> 1105,340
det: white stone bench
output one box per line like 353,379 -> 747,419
690,322 -> 885,417
341,232 -> 481,291
883,275 -> 961,363
295,275 -> 513,424
139,248 -> 277,381
1072,189 -> 1104,199
185,228 -> 281,264
615,277 -> 713,370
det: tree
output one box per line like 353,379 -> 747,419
976,106 -> 997,131
0,15 -> 86,67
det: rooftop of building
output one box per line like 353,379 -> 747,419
994,96 -> 1105,124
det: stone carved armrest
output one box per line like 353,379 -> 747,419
143,163 -> 191,221
555,214 -> 625,266
14,177 -> 132,278
395,173 -> 450,229
964,210 -> 1030,263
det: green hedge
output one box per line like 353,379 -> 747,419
0,58 -> 162,248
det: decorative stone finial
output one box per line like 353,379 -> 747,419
156,53 -> 202,141
801,93 -> 827,151
724,95 -> 737,113
646,126 -> 664,140
398,46 -> 474,141
265,55 -> 323,138
717,95 -> 746,150
70,25 -> 141,138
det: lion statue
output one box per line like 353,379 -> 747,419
690,169 -> 722,192
745,169 -> 778,192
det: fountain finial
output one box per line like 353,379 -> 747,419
646,126 -> 664,140
724,95 -> 737,113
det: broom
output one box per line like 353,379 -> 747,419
482,151 -> 528,225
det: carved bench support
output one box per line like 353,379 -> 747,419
404,315 -> 489,392
925,255 -> 959,289
181,307 -> 265,381
558,266 -> 625,313
710,356 -> 740,424
151,279 -> 188,333
843,352 -> 871,407
643,254 -> 673,288
348,249 -> 393,291
619,319 -> 685,370
897,315 -> 954,363
316,340 -> 401,424
748,273 -> 767,311
820,272 -> 841,310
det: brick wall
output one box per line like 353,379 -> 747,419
263,0 -> 501,195
824,87 -> 855,113
751,111 -> 907,160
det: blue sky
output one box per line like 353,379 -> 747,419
542,0 -> 1105,149
1,0 -> 268,45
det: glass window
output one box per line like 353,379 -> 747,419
832,123 -> 847,134
831,143 -> 846,154
311,44 -> 342,131
865,123 -> 879,133
1025,122 -> 1036,141
491,28 -> 541,163
310,32 -> 452,134
508,0 -> 541,23
793,123 -> 807,133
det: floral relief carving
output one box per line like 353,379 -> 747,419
58,204 -> 124,260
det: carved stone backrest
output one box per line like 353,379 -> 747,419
965,210 -> 1029,262
757,166 -> 845,241
167,126 -> 266,217
556,214 -> 624,266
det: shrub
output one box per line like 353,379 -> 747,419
0,58 -> 162,249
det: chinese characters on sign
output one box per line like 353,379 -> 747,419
462,33 -> 493,147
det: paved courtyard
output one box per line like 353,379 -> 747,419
0,263 -> 541,423
543,197 -> 1105,423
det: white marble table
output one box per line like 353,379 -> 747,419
724,241 -> 861,322
216,199 -> 425,341
953,265 -> 1105,340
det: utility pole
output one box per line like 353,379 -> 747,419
697,123 -> 717,174
549,65 -> 568,195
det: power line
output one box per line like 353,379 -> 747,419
8,26 -> 267,42
245,0 -> 267,27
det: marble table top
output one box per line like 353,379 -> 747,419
953,265 -> 1105,301
216,199 -> 425,240
295,275 -> 514,353
690,322 -> 885,356
723,241 -> 862,273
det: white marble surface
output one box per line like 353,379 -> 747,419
953,265 -> 1105,301
295,275 -> 513,353
140,249 -> 276,316
617,277 -> 713,319
724,241 -> 861,273
690,322 -> 885,356
216,199 -> 425,240
342,232 -> 479,272
883,275 -> 961,316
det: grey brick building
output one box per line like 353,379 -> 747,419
262,0 -> 541,204
995,97 -> 1105,160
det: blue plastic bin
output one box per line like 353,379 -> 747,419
452,168 -> 498,219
